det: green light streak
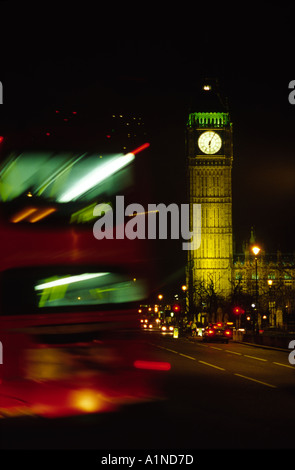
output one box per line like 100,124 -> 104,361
58,153 -> 135,202
34,272 -> 110,291
70,202 -> 99,224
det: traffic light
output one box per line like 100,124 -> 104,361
172,304 -> 180,313
233,306 -> 245,315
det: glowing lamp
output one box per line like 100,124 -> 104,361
252,246 -> 261,256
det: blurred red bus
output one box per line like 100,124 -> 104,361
0,147 -> 169,418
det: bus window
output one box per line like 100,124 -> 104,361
0,267 -> 147,313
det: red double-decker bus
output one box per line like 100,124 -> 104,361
0,145 -> 169,418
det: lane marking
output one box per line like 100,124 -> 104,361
225,350 -> 242,355
178,353 -> 196,360
152,343 -> 224,368
198,360 -> 225,371
234,373 -> 277,388
209,346 -> 222,350
151,344 -> 179,355
150,342 -> 287,388
273,362 -> 295,369
152,344 -> 196,361
157,346 -> 179,354
244,354 -> 267,362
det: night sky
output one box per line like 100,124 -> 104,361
0,7 -> 295,291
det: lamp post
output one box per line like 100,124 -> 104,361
181,284 -> 188,317
267,279 -> 276,326
252,245 -> 261,334
157,294 -> 163,321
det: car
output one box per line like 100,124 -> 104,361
142,320 -> 160,331
140,318 -> 149,328
161,323 -> 174,334
203,323 -> 232,343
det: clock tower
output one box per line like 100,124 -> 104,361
186,81 -> 233,310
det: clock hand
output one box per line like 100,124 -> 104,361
209,133 -> 215,146
208,134 -> 214,150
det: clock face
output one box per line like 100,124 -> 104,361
198,131 -> 222,154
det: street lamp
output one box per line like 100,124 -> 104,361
252,246 -> 260,256
181,285 -> 188,316
252,245 -> 261,334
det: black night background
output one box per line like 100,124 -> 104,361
1,9 -> 294,279
2,4 -> 295,459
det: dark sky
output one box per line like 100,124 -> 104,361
0,7 -> 295,289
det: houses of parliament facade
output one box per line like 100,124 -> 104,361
185,81 -> 295,328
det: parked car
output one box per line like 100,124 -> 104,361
203,323 -> 232,343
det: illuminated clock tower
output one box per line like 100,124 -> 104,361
186,81 -> 233,307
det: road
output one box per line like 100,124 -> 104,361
1,330 -> 295,452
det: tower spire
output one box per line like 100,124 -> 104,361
186,79 -> 233,308
250,226 -> 256,245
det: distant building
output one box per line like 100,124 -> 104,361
185,80 -> 233,304
185,81 -> 295,328
233,228 -> 295,329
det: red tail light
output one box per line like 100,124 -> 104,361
133,360 -> 171,371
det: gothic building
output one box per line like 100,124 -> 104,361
233,231 -> 295,328
185,81 -> 295,327
186,80 -> 233,301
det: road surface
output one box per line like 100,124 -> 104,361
1,330 -> 295,451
